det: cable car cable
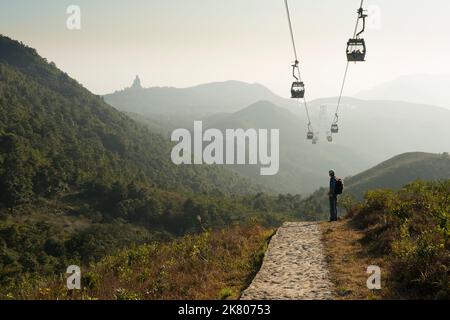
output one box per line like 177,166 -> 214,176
331,0 -> 365,128
284,0 -> 314,135
284,0 -> 299,62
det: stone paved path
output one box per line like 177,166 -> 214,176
241,222 -> 334,300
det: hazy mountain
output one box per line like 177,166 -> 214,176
345,152 -> 450,199
203,101 -> 370,194
103,78 -> 298,118
104,74 -> 450,194
200,97 -> 450,193
355,74 -> 450,109
307,97 -> 450,166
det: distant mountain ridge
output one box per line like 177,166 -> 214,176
104,78 -> 298,117
105,79 -> 450,163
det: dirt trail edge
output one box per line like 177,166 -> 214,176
241,221 -> 334,300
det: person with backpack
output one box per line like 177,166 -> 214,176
328,169 -> 343,222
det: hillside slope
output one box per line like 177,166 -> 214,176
292,152 -> 450,221
322,180 -> 450,299
0,35 -> 261,200
345,152 -> 450,198
1,225 -> 274,300
0,35 -> 270,286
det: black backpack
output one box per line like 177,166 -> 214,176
335,178 -> 344,195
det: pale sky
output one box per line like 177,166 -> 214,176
1,0 -> 450,100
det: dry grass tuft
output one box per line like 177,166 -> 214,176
320,220 -> 386,300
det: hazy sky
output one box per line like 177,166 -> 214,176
1,0 -> 450,100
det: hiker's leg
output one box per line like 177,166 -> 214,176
330,197 -> 337,221
333,196 -> 338,220
329,197 -> 334,221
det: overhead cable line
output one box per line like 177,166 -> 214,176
284,0 -> 314,139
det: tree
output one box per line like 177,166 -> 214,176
0,134 -> 34,210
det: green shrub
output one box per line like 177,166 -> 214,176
349,180 -> 450,299
218,288 -> 234,300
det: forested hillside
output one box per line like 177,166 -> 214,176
0,35 -> 262,199
0,35 -> 282,288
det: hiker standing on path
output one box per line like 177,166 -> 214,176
328,169 -> 341,222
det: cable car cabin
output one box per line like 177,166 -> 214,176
312,137 -> 318,145
346,38 -> 366,62
327,135 -> 333,142
307,131 -> 314,140
291,81 -> 305,99
331,124 -> 339,133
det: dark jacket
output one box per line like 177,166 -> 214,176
329,177 -> 337,197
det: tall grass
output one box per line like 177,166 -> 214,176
350,180 -> 450,299
2,223 -> 274,300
